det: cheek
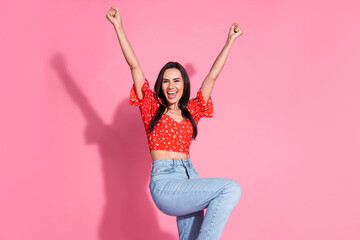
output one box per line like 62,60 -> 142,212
179,88 -> 184,97
178,82 -> 184,91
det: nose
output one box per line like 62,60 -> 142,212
168,81 -> 174,88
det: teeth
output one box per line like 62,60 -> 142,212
167,91 -> 177,94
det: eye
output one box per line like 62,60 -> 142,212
174,79 -> 180,82
163,80 -> 169,83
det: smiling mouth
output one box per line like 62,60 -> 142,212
167,91 -> 178,99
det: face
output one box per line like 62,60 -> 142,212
162,68 -> 184,107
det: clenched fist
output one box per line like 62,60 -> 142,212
228,23 -> 243,41
106,6 -> 122,28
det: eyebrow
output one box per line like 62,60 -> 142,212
163,77 -> 181,80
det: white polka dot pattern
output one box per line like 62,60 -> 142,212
129,79 -> 213,154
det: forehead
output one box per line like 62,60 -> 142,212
163,68 -> 182,78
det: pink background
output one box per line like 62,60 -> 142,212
1,0 -> 359,239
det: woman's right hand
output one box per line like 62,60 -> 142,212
106,6 -> 122,29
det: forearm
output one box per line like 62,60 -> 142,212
207,38 -> 235,80
114,25 -> 141,69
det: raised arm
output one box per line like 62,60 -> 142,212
106,6 -> 146,99
200,23 -> 243,104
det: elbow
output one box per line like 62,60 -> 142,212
206,74 -> 218,82
130,64 -> 140,70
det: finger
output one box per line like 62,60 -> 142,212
106,14 -> 113,21
106,12 -> 113,18
111,6 -> 119,13
232,24 -> 238,32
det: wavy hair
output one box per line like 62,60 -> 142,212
149,62 -> 198,139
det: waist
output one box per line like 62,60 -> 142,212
151,150 -> 191,162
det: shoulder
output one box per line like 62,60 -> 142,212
188,88 -> 212,107
187,88 -> 214,120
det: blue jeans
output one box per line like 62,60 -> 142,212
149,158 -> 242,240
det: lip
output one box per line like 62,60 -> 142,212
167,90 -> 178,94
166,90 -> 178,100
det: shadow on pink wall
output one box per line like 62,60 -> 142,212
50,53 -> 176,240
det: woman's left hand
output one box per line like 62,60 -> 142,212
228,23 -> 243,41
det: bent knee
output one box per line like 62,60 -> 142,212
225,180 -> 242,203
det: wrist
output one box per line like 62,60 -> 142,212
226,37 -> 235,45
114,24 -> 124,32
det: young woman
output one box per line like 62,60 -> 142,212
106,6 -> 243,240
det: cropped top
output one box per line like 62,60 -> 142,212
129,79 -> 213,154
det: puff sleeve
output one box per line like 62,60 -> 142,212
129,79 -> 159,125
188,88 -> 214,123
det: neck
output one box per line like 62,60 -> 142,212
168,103 -> 180,111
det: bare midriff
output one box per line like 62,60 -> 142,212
151,150 -> 191,162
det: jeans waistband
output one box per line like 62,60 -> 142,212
152,158 -> 193,168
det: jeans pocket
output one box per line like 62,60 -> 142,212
151,162 -> 176,176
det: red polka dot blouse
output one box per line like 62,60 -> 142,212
129,79 -> 213,154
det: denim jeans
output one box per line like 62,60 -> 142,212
149,158 -> 242,240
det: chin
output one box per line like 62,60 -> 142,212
166,97 -> 179,105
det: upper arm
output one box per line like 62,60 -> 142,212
188,86 -> 214,123
200,75 -> 216,104
131,65 -> 146,100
